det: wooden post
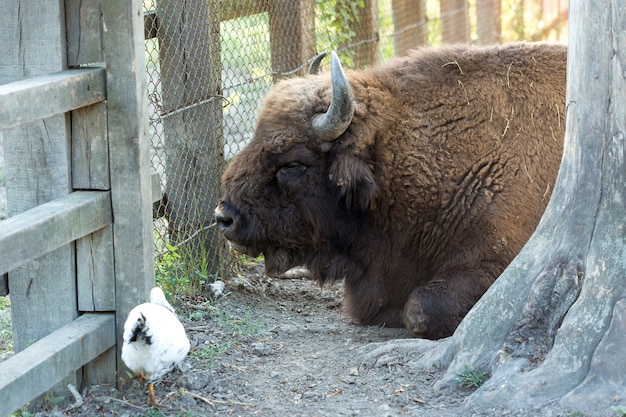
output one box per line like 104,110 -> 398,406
476,0 -> 502,44
268,0 -> 316,80
354,0 -> 379,68
392,0 -> 427,56
66,0 -> 103,66
67,0 -> 117,386
101,0 -> 155,376
334,0 -> 379,69
157,0 -> 226,280
440,0 -> 471,44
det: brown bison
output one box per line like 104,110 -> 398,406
215,43 -> 566,339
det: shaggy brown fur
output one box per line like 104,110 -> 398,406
216,42 -> 567,339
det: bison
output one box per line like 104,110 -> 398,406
215,42 -> 567,339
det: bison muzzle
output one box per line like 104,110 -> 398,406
215,43 -> 567,339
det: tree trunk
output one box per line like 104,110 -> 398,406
362,0 -> 626,412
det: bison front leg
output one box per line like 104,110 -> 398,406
403,270 -> 494,339
342,280 -> 405,329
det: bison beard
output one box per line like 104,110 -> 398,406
216,43 -> 567,340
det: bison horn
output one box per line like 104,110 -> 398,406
308,52 -> 327,75
312,51 -> 355,141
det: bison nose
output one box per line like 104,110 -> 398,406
214,202 -> 238,233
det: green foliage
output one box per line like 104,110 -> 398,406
43,394 -> 64,408
10,407 -> 33,417
155,242 -> 206,302
0,166 -> 5,186
316,0 -> 365,66
155,242 -> 187,298
612,406 -> 626,417
0,296 -> 13,356
238,253 -> 264,266
154,227 -> 225,303
143,408 -> 167,417
455,365 -> 489,389
223,306 -> 264,336
190,305 -> 264,365
192,343 -> 231,362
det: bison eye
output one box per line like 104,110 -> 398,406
276,162 -> 307,183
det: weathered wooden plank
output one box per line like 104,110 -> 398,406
82,346 -> 116,387
2,7 -> 78,398
101,0 -> 155,370
66,0 -> 103,65
0,191 -> 112,276
72,102 -> 110,190
0,67 -> 106,131
77,225 -> 115,311
0,313 -> 116,417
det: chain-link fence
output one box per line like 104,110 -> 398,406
143,0 -> 568,297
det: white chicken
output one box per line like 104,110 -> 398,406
121,287 -> 190,406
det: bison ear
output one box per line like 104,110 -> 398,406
329,154 -> 378,211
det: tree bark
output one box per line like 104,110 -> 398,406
362,0 -> 626,412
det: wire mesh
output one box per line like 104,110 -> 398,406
143,0 -> 568,296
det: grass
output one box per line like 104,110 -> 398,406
155,242 -> 211,302
455,365 -> 489,389
154,226 -> 229,304
189,305 -> 265,364
613,406 -> 626,417
0,296 -> 13,357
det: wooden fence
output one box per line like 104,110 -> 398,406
0,0 -> 154,415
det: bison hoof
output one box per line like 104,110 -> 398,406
403,304 -> 457,339
403,311 -> 430,336
402,304 -> 430,337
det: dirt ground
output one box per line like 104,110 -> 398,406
27,261 -> 600,417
